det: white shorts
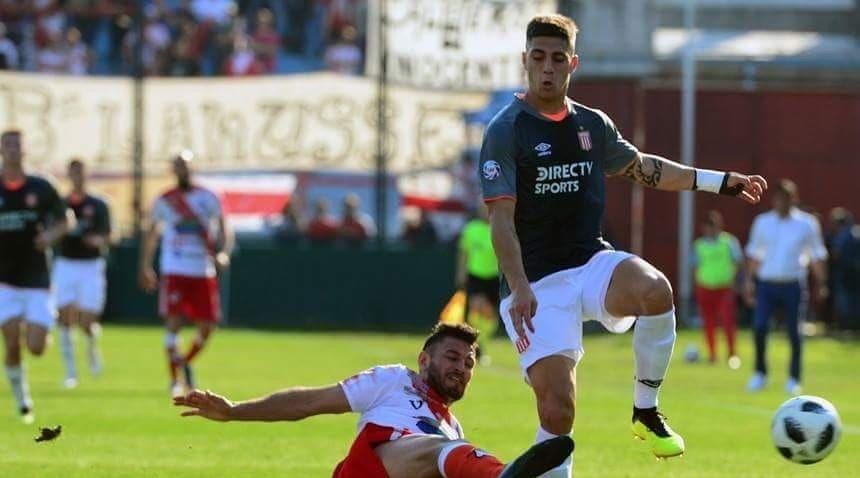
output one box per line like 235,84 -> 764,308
0,284 -> 56,329
52,257 -> 107,314
499,250 -> 636,376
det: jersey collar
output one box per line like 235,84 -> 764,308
515,92 -> 577,122
2,177 -> 26,191
410,374 -> 452,421
68,191 -> 86,205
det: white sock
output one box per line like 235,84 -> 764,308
633,308 -> 677,409
59,327 -> 77,380
165,332 -> 178,355
5,365 -> 33,409
535,426 -> 573,478
86,323 -> 102,372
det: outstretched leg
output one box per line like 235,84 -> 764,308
375,434 -> 574,478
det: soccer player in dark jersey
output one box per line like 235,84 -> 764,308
479,15 -> 767,475
54,159 -> 111,388
0,130 -> 68,423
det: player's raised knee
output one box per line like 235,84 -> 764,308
640,273 -> 674,315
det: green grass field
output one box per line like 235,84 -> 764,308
1,325 -> 858,477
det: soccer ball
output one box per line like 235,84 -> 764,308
771,395 -> 841,464
683,344 -> 700,363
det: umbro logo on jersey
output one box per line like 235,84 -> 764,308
534,142 -> 552,157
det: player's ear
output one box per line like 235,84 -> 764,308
570,54 -> 579,74
418,350 -> 431,371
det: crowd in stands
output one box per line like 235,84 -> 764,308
0,0 -> 366,76
267,193 -> 378,245
825,206 -> 860,330
267,194 -> 444,247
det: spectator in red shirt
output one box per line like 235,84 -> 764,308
306,198 -> 339,243
338,193 -> 376,243
222,33 -> 265,75
251,8 -> 279,73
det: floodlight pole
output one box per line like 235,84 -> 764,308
375,0 -> 388,247
132,3 -> 144,237
678,0 -> 697,323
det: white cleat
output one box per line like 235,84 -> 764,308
785,378 -> 802,396
63,377 -> 79,389
746,372 -> 767,392
20,407 -> 35,425
170,382 -> 186,399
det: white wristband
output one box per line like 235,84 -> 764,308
694,169 -> 725,194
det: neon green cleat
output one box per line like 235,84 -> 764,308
631,407 -> 685,459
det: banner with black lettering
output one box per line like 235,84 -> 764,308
0,71 -> 487,174
367,0 -> 558,90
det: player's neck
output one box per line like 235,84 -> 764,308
522,91 -> 567,117
1,166 -> 25,184
70,188 -> 86,203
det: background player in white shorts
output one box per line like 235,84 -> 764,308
480,15 -> 768,476
139,150 -> 232,397
0,130 -> 68,423
174,323 -> 573,478
54,159 -> 112,388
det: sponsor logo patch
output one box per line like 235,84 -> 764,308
577,129 -> 592,151
482,160 -> 501,180
534,142 -> 552,157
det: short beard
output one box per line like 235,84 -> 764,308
177,177 -> 191,190
426,365 -> 464,402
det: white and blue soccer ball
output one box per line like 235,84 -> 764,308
771,395 -> 841,464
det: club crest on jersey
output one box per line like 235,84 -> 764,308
25,193 -> 37,208
577,129 -> 592,151
482,160 -> 501,181
515,335 -> 531,354
534,142 -> 552,157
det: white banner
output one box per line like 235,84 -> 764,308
367,0 -> 557,90
0,71 -> 487,174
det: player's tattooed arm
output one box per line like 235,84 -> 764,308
617,153 -> 695,191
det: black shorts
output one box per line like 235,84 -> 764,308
465,274 -> 500,307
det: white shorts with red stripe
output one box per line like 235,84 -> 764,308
499,250 -> 636,377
